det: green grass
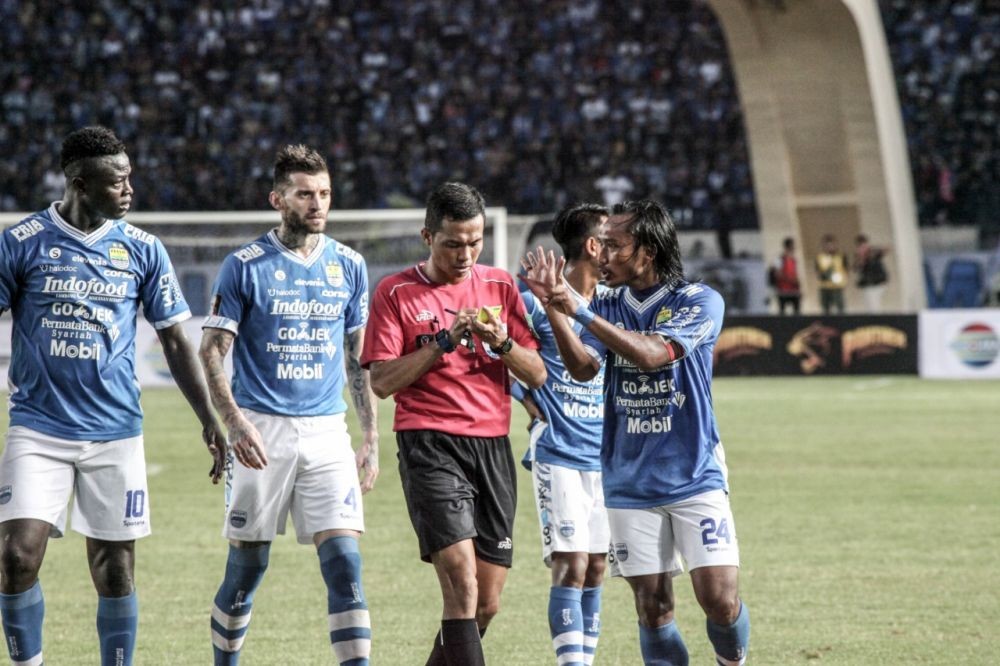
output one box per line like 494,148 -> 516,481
3,376 -> 999,664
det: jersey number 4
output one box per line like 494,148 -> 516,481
700,517 -> 732,546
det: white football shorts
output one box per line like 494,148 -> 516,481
0,426 -> 150,541
223,409 -> 364,544
607,488 -> 739,578
532,459 -> 610,564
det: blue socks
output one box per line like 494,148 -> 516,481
212,544 -> 270,665
581,586 -> 602,665
548,586 -> 585,665
0,580 -> 44,664
318,536 -> 370,665
97,591 -> 138,666
707,602 -> 750,665
639,620 -> 689,666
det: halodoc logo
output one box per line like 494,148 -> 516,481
949,322 -> 999,368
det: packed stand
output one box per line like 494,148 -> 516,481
879,0 -> 1000,237
0,0 -> 756,228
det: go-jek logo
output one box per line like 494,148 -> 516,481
950,322 -> 999,368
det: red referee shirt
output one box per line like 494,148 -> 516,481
361,263 -> 538,438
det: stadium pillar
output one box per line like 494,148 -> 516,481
706,0 -> 925,312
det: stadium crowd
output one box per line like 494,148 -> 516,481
0,0 -> 995,235
880,0 -> 999,233
0,0 -> 753,228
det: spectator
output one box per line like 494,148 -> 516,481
770,236 -> 802,315
815,234 -> 848,315
853,234 -> 890,312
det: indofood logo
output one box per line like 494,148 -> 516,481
950,322 -> 1000,368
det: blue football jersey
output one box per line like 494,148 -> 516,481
0,204 -> 191,440
520,285 -> 606,472
203,231 -> 369,417
580,281 -> 727,509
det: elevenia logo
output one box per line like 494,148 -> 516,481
109,243 -> 130,269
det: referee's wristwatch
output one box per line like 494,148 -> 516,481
489,337 -> 513,356
434,328 -> 456,353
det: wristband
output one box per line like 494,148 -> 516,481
572,303 -> 596,326
434,328 -> 456,353
489,337 -> 514,356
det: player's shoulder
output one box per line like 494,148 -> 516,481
669,281 -> 724,320
226,233 -> 274,266
593,284 -> 626,303
373,265 -> 421,295
325,237 -> 365,266
118,221 -> 158,246
474,264 -> 518,290
2,208 -> 52,245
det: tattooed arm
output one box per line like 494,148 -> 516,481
198,327 -> 267,470
345,326 -> 380,493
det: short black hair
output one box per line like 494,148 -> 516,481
611,200 -> 684,285
424,182 -> 486,234
60,126 -> 126,172
273,144 -> 328,191
552,203 -> 608,261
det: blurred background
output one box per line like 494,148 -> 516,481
1,0 -> 998,377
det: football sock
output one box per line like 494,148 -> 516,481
0,580 -> 44,665
581,585 -> 603,665
96,590 -> 138,666
548,586 -> 585,665
211,543 -> 270,665
318,536 -> 371,665
437,618 -> 485,666
706,601 -> 750,666
639,620 -> 689,666
425,624 -> 485,666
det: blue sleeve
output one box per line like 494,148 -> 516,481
656,286 -> 724,355
141,238 -> 191,328
519,288 -> 545,341
578,297 -> 606,360
0,234 -> 19,312
345,255 -> 370,333
203,254 -> 245,334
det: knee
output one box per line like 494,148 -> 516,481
703,593 -> 742,626
476,595 -> 501,628
633,587 -> 673,627
89,546 -> 135,597
0,541 -> 43,589
551,552 -> 589,588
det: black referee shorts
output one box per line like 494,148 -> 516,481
397,429 -> 517,567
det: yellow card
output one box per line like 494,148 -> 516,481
477,305 -> 503,323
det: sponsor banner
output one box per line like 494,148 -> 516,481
919,309 -> 1000,379
714,315 -> 918,376
0,318 -> 231,388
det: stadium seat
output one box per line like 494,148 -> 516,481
939,259 -> 983,307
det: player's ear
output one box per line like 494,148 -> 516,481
585,235 -> 600,258
268,190 -> 282,211
421,227 -> 432,247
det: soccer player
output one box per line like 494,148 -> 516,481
361,182 -> 545,666
522,199 -> 751,666
199,145 -> 378,665
515,204 -> 611,666
0,125 -> 226,666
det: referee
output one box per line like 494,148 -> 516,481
362,182 -> 545,665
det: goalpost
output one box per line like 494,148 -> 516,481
0,207 -> 513,314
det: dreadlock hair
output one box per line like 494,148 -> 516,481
611,200 -> 684,285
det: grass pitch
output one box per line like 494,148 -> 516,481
4,376 -> 998,664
